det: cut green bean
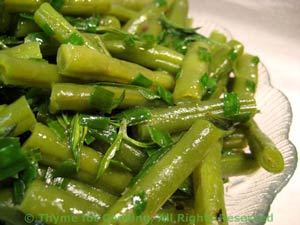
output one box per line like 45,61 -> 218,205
223,130 -> 247,149
20,180 -> 104,225
0,42 -> 42,59
244,119 -> 284,174
112,0 -> 152,11
15,18 -> 41,38
167,0 -> 189,27
0,96 -> 36,136
173,41 -> 210,103
0,189 -> 30,225
193,140 -> 227,225
0,104 -> 7,112
98,120 -> 224,225
0,54 -> 63,88
232,54 -> 259,97
101,33 -> 183,74
122,0 -> 167,35
221,152 -> 260,177
100,16 -> 121,29
108,4 -> 138,22
57,44 -> 175,90
58,0 -> 111,16
34,3 -> 107,54
209,31 -> 227,44
4,0 -> 46,13
23,123 -> 133,194
135,97 -> 257,140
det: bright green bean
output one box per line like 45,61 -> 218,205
173,41 -> 210,103
100,16 -> 121,29
0,42 -> 42,59
0,96 -> 36,136
221,152 -> 260,177
108,4 -> 138,22
34,3 -> 107,54
223,130 -> 248,149
122,0 -> 167,35
112,0 -> 152,11
23,123 -> 133,194
101,33 -> 183,74
15,18 -> 41,38
49,83 -> 164,113
135,97 -> 257,140
98,120 -> 224,225
244,119 -> 284,174
0,189 -> 29,225
193,140 -> 227,225
0,54 -> 63,88
209,31 -> 227,44
20,180 -> 104,225
4,0 -> 46,13
57,44 -> 175,90
167,0 -> 189,27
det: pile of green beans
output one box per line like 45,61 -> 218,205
0,1 -> 285,225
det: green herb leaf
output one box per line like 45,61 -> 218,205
0,137 -> 29,181
53,160 -> 77,178
89,86 -> 115,113
41,24 -> 55,36
48,119 -> 66,140
133,192 -> 147,216
147,126 -> 173,147
95,121 -> 124,180
114,107 -> 152,126
200,72 -> 217,94
88,124 -> 118,145
19,13 -> 34,20
64,32 -> 85,45
0,124 -> 16,137
65,16 -> 101,33
131,73 -> 153,88
69,114 -> 88,171
137,88 -> 160,100
111,90 -> 125,110
157,85 -> 174,105
223,92 -> 240,117
155,0 -> 167,7
50,0 -> 65,10
80,115 -> 110,130
13,179 -> 26,204
251,56 -> 260,66
198,47 -> 211,62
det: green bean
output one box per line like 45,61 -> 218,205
173,41 -> 210,103
0,54 -> 63,88
0,104 -> 6,112
57,44 -> 175,90
0,189 -> 29,225
244,119 -> 284,174
122,0 -> 167,35
0,96 -> 36,136
98,120 -> 224,225
20,180 -> 104,225
23,123 -> 133,194
58,0 -> 111,16
108,4 -> 138,22
100,16 -> 121,30
112,0 -> 152,11
167,0 -> 189,27
0,42 -> 42,59
15,18 -> 41,38
101,33 -> 183,74
50,83 -> 165,113
223,130 -> 247,149
209,31 -> 227,44
4,0 -> 45,13
151,207 -> 195,225
47,176 -> 118,209
228,40 -> 244,60
135,97 -> 257,140
193,141 -> 227,225
221,152 -> 260,177
34,3 -> 107,54
232,54 -> 258,97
